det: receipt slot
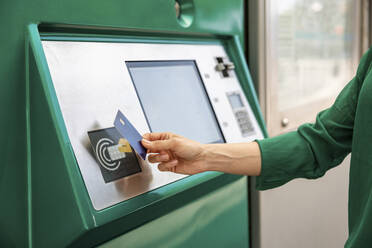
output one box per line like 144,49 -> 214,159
12,1 -> 267,247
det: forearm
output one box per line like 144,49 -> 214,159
202,142 -> 262,176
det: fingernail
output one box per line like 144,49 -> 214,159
142,139 -> 151,145
169,160 -> 178,166
159,154 -> 169,160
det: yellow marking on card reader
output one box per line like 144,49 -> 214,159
118,138 -> 133,153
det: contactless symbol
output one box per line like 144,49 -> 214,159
88,127 -> 141,183
95,138 -> 125,171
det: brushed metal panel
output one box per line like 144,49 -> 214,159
42,41 -> 263,210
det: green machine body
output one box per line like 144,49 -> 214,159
0,0 -> 267,247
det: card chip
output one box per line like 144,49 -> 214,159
107,144 -> 126,160
118,138 -> 133,153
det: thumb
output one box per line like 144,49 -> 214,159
142,138 -> 174,152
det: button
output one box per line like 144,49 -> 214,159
281,118 -> 289,127
240,123 -> 254,132
216,63 -> 226,71
237,118 -> 245,124
225,62 -> 235,70
215,57 -> 235,78
235,110 -> 248,118
241,124 -> 250,129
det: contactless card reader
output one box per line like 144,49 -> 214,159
88,127 -> 141,183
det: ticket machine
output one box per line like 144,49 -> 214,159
39,40 -> 264,211
1,0 -> 267,247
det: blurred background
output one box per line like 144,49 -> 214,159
247,0 -> 371,247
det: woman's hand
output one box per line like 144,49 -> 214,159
141,132 -> 207,175
142,132 -> 262,176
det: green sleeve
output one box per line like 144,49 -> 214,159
256,48 -> 372,190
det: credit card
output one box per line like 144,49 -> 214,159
114,110 -> 147,160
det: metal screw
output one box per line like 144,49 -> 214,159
281,118 -> 289,127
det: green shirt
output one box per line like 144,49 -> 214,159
256,48 -> 372,248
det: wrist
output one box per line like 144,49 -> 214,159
200,144 -> 224,172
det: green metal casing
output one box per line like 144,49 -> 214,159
0,0 -> 267,247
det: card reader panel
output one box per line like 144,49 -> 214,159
42,41 -> 264,210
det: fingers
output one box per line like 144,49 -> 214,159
148,152 -> 169,163
145,148 -> 177,171
142,133 -> 158,141
142,132 -> 180,153
142,132 -> 172,141
158,160 -> 178,171
147,152 -> 178,172
142,132 -> 182,173
141,138 -> 175,153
